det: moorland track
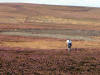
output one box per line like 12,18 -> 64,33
1,29 -> 100,36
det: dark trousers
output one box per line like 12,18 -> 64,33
67,46 -> 71,52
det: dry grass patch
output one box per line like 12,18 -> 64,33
0,38 -> 100,50
27,16 -> 100,26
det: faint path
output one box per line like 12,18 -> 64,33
0,32 -> 94,41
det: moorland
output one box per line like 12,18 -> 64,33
0,3 -> 100,75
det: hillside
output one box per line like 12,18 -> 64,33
0,3 -> 100,75
0,3 -> 100,48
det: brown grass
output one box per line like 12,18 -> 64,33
0,3 -> 100,75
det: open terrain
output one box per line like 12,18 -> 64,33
0,3 -> 100,75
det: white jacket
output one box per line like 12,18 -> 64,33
66,40 -> 72,44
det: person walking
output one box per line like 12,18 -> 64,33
66,40 -> 72,53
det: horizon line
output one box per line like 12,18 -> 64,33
0,2 -> 100,8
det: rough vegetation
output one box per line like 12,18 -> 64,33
0,49 -> 100,75
0,3 -> 100,75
